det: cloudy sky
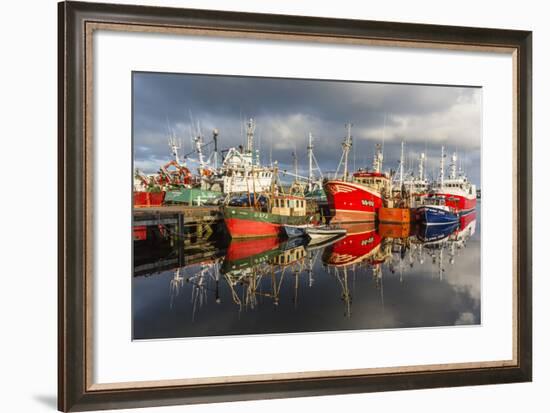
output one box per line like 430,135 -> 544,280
133,72 -> 481,186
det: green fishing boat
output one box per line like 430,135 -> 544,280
165,188 -> 224,206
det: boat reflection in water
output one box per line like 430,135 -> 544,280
132,209 -> 480,339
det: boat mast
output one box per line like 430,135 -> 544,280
450,152 -> 457,179
307,132 -> 314,191
342,123 -> 353,182
334,123 -> 353,181
168,135 -> 181,164
439,146 -> 446,186
246,118 -> 255,154
418,152 -> 425,181
398,141 -> 405,189
293,150 -> 298,179
211,128 -> 219,169
306,132 -> 324,191
194,135 -> 206,172
438,248 -> 444,281
373,143 -> 384,173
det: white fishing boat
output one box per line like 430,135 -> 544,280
306,233 -> 346,249
305,226 -> 347,239
431,147 -> 477,213
283,224 -> 309,238
217,119 -> 273,194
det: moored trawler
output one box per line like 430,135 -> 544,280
133,155 -> 193,207
324,135 -> 390,223
134,117 -> 479,238
134,119 -> 274,207
414,195 -> 459,226
431,147 -> 477,213
223,193 -> 310,239
214,119 -> 274,195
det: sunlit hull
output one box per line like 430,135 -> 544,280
415,206 -> 459,225
223,207 -> 308,239
434,192 -> 477,213
323,180 -> 382,223
224,217 -> 280,238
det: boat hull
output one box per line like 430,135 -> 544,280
283,225 -> 308,238
133,191 -> 165,207
305,227 -> 347,239
223,207 -> 308,239
306,234 -> 346,250
323,180 -> 382,223
165,188 -> 223,205
416,222 -> 458,243
433,192 -> 477,213
322,228 -> 382,267
222,237 -> 281,273
415,206 -> 459,225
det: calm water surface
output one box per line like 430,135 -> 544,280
132,205 -> 480,340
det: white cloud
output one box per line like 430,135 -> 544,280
356,89 -> 481,149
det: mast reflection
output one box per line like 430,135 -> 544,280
135,210 -> 477,321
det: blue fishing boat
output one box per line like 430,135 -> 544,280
416,222 -> 459,243
416,206 -> 459,225
415,196 -> 458,225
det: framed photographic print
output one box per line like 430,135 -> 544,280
58,1 -> 532,411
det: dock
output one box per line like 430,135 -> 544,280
133,205 -> 224,245
134,205 -> 222,225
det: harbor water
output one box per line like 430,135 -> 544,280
132,204 -> 481,340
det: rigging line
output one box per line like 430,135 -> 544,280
382,113 -> 387,154
239,108 -> 243,146
182,139 -> 214,158
188,109 -> 196,137
353,131 -> 356,172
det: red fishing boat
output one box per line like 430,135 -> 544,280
322,224 -> 382,267
431,148 -> 477,213
324,128 -> 390,223
133,141 -> 194,208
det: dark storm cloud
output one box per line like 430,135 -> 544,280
133,72 -> 481,185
